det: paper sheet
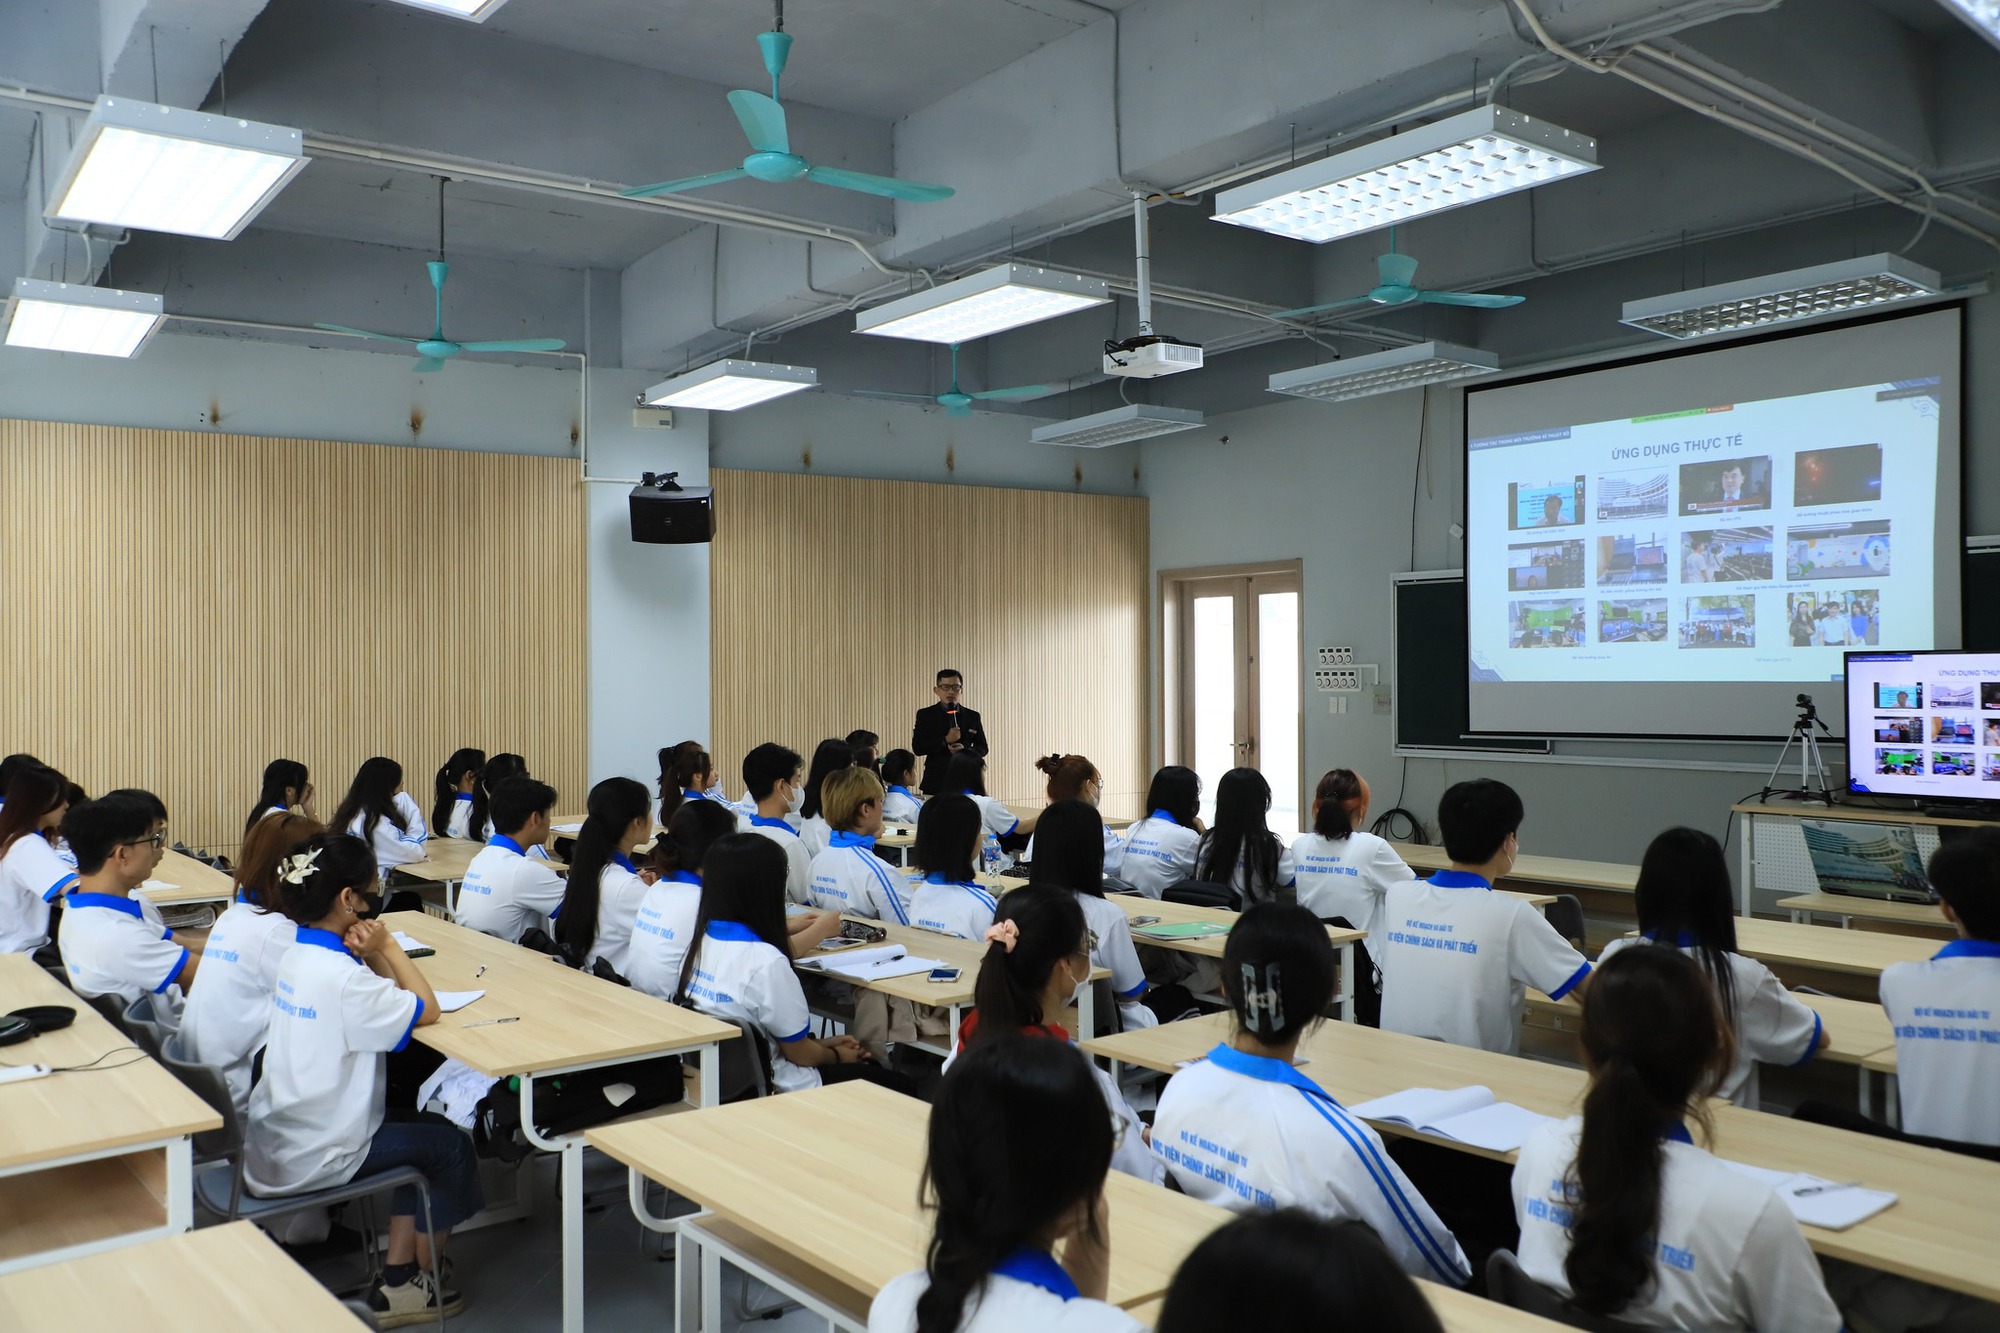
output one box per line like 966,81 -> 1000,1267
434,989 -> 486,1013
392,931 -> 429,952
552,822 -> 584,833
817,951 -> 947,982
1720,1161 -> 1898,1229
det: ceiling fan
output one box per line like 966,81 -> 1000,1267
1275,228 -> 1526,320
314,179 -> 566,372
621,3 -> 953,205
855,343 -> 1049,416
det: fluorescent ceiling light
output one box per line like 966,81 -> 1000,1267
642,359 -> 817,411
382,0 -> 515,18
45,97 -> 308,240
1268,342 -> 1500,403
1214,106 -> 1598,244
857,264 -> 1110,343
1029,404 -> 1204,448
1937,0 -> 2000,50
1620,253 -> 1943,340
4,279 -> 164,358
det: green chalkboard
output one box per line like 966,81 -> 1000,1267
1393,575 -> 1546,753
1965,548 -> 2000,650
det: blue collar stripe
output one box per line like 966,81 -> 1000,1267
1663,1121 -> 1695,1145
1936,939 -> 2000,961
1547,960 -> 1591,1002
1149,809 -> 1179,827
489,834 -> 527,855
887,785 -> 913,798
66,892 -> 142,918
1205,1042 -> 1331,1097
153,948 -> 190,993
706,919 -> 761,944
669,870 -> 701,886
831,830 -> 875,849
454,793 -> 473,803
295,925 -> 359,960
612,852 -> 637,874
1643,930 -> 1701,948
991,1248 -> 1079,1301
684,789 -> 710,801
1427,870 -> 1492,890
750,815 -> 798,834
1789,1009 -> 1824,1068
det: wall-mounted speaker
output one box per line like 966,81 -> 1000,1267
629,473 -> 714,545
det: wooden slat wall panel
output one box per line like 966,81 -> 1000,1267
710,469 -> 1149,818
0,420 -> 586,853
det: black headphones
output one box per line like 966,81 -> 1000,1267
0,1005 -> 76,1046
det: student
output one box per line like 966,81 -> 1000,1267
245,833 -> 481,1327
1028,754 -> 1122,868
1290,769 -> 1413,1026
880,750 -> 924,825
659,742 -> 736,825
943,752 -> 1039,873
57,791 -> 200,1022
332,757 -> 429,873
1151,902 -> 1470,1284
797,738 -> 854,859
1599,827 -> 1824,1105
869,1037 -> 1140,1333
808,766 -> 913,924
739,742 -> 814,903
431,748 -> 486,841
1156,1211 -> 1446,1333
1511,947 -> 1840,1330
454,778 -> 562,943
845,729 -> 881,773
0,752 -> 45,811
1880,826 -> 2000,1147
1116,767 -> 1203,899
245,759 -> 313,832
908,794 -> 998,940
0,765 -> 74,954
1377,779 -> 1589,1054
624,800 -> 741,1001
553,777 -> 655,975
1194,767 -> 1294,906
181,812 -> 321,1116
477,754 -> 554,859
1026,800 -> 1153,1031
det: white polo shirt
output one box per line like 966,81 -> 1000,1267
797,813 -> 832,860
454,834 -> 566,942
808,834 -> 912,924
744,815 -> 815,905
680,788 -> 751,835
681,920 -> 818,1093
870,1251 -> 1144,1333
1077,893 -> 1148,1005
623,872 -> 704,1000
483,816 -> 555,861
962,793 -> 1019,872
0,831 -> 77,952
1513,1117 -> 1841,1332
58,892 -> 189,1025
1600,936 -> 1821,1106
882,785 -> 923,825
1377,870 -> 1590,1054
1152,1044 -> 1471,1285
1290,829 -> 1416,938
585,854 -> 652,976
909,874 -> 999,941
348,792 -> 428,871
1219,838 -> 1297,906
444,793 -> 474,841
1116,812 -> 1200,899
1880,938 -> 2000,1146
244,926 -> 422,1196
179,899 -> 298,1115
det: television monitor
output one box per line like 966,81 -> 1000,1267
1844,649 -> 2000,802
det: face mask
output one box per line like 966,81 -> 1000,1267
1069,954 -> 1091,1004
785,781 -> 805,814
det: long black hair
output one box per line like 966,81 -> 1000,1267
912,793 -> 980,883
1223,902 -> 1336,1046
800,738 -> 853,820
915,1037 -> 1112,1333
477,753 -> 528,839
1311,768 -> 1365,840
967,886 -> 1087,1042
655,798 -> 743,881
1567,946 -> 1732,1316
1144,765 -> 1201,827
0,765 -> 66,857
1196,767 -> 1281,902
942,750 -> 987,797
1158,1211 -> 1444,1333
272,832 -> 380,926
1026,799 -> 1106,899
675,833 -> 792,1004
880,749 -> 919,791
1633,826 -> 1740,1025
556,776 -> 651,965
656,741 -> 711,814
331,757 -> 407,838
246,758 -> 310,834
431,747 -> 486,834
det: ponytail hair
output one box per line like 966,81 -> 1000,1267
246,758 -> 310,833
1025,799 -> 1107,899
556,776 -> 651,965
1633,826 -> 1740,1027
916,1037 -> 1112,1333
431,748 -> 486,834
1566,946 -> 1733,1315
474,753 -> 527,842
1222,902 -> 1336,1046
1311,768 -> 1366,841
657,741 -> 713,809
331,757 -> 406,838
1035,753 -> 1098,803
1196,767 -> 1280,903
271,832 -> 379,925
967,886 -> 1086,1042
653,798 -> 740,881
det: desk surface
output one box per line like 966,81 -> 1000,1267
1703,917 -> 1936,979
1127,1279 -> 1574,1333
819,917 -> 1106,1007
1775,893 -> 1951,931
134,850 -> 237,907
1798,992 -> 1897,1067
1733,801 -> 1998,831
382,911 -> 738,1079
1112,895 -> 1364,959
588,1080 -> 1226,1310
0,1221 -> 363,1331
1393,844 -> 1636,894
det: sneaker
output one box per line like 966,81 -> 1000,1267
368,1269 -> 465,1328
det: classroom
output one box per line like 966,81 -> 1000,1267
2,1 -> 1999,1330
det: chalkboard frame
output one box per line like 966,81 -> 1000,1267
1393,571 -> 1549,755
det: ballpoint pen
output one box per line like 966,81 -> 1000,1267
463,1016 -> 519,1028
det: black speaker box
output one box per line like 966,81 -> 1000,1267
628,483 -> 715,545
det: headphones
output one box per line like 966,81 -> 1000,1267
0,1005 -> 76,1047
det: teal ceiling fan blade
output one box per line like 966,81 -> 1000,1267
727,90 -> 791,155
853,389 -> 939,402
315,323 -> 424,344
1416,291 -> 1527,308
456,338 -> 569,353
1271,296 -> 1373,320
970,384 -> 1050,400
803,165 -> 954,202
622,168 -> 752,199
412,356 -> 448,373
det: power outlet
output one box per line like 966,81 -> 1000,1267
1313,668 -> 1361,692
1316,646 -> 1355,667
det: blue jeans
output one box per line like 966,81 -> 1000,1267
354,1108 -> 485,1232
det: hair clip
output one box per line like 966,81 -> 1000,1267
278,847 -> 322,886
983,919 -> 1020,953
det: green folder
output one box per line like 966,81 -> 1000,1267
1133,921 -> 1231,939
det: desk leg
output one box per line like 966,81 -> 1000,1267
1077,983 -> 1096,1044
674,1225 -> 695,1333
1337,941 -> 1356,1024
166,1139 -> 192,1233
1738,817 -> 1754,918
519,1074 -> 586,1333
1882,1073 -> 1900,1130
701,1228 -> 723,1333
1858,1067 -> 1873,1119
698,1040 -> 719,1108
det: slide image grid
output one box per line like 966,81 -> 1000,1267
1875,747 -> 1924,775
1679,456 -> 1772,516
1787,522 -> 1891,580
1786,589 -> 1880,647
1983,683 -> 2000,711
1598,599 -> 1669,644
1597,532 -> 1669,586
1984,755 -> 2000,783
1875,682 -> 1923,710
1794,443 -> 1884,508
1507,477 -> 1586,531
1509,598 -> 1586,648
1873,715 -> 1923,744
1507,539 -> 1584,591
1681,528 -> 1773,583
1680,595 -> 1756,648
1933,750 -> 1976,777
1933,683 -> 1975,709
1596,468 -> 1670,521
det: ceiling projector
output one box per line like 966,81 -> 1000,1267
1103,333 -> 1203,379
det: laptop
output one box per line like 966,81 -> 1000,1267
1798,820 -> 1937,904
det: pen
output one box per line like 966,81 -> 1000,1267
474,964 -> 487,979
463,1016 -> 519,1028
1791,1180 -> 1861,1196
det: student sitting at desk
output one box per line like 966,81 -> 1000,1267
1150,902 -> 1471,1285
1156,1211 -> 1446,1333
58,789 -> 200,1025
454,778 -> 562,943
880,749 -> 924,825
808,766 -> 913,924
333,757 -> 429,874
740,742 -> 814,903
1026,754 -> 1123,868
245,758 -> 313,831
477,754 -> 556,859
1115,767 -> 1204,900
1599,827 -> 1824,1107
0,764 -> 74,955
246,833 -> 481,1328
0,752 -> 45,812
1289,768 -> 1412,1028
1511,947 -> 1840,1332
1194,767 -> 1295,907
430,748 -> 485,841
846,728 -> 881,773
941,752 -> 1037,873
553,777 -> 655,976
870,1036 -> 1142,1333
658,741 -> 739,827
798,738 -> 854,859
1025,799 -> 1155,1032
908,794 -> 999,941
1377,779 -> 1589,1055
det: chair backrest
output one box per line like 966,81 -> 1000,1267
1485,1249 -> 1651,1333
158,1048 -> 244,1164
702,1015 -> 772,1105
590,957 -> 632,988
1163,878 -> 1239,911
1545,894 -> 1588,952
1089,978 -> 1122,1039
120,995 -> 168,1057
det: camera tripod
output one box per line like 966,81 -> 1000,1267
1762,693 -> 1836,805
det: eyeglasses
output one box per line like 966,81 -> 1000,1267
123,830 -> 167,850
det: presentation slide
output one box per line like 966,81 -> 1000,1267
1846,651 -> 2000,801
1465,308 -> 1962,739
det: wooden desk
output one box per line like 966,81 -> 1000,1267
383,912 -> 738,1333
134,850 -> 236,909
1127,1280 -> 1576,1333
1111,896 -> 1366,1021
1396,844 -> 1636,898
1731,802 -> 1996,919
1651,918 -> 1937,999
0,1221 -> 364,1331
0,956 -> 221,1274
1776,892 -> 1951,935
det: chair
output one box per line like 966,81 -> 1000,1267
121,994 -> 170,1057
1545,894 -> 1588,953
697,1014 -> 772,1106
1486,1249 -> 1651,1332
1163,878 -> 1239,911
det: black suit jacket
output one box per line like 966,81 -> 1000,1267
912,702 -> 988,795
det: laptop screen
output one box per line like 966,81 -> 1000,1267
1799,820 -> 1935,900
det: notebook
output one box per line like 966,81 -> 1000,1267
1345,1086 -> 1554,1153
434,990 -> 487,1014
797,944 -> 947,981
1132,921 -> 1231,940
1719,1161 -> 1898,1230
552,822 -> 585,833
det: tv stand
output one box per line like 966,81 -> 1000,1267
1732,801 -> 1996,917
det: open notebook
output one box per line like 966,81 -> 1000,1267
1345,1086 -> 1554,1154
795,943 -> 946,981
1721,1160 -> 1898,1230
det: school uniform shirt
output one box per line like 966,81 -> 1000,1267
623,871 -> 704,1000
1290,829 -> 1416,937
1152,1043 -> 1471,1285
808,834 -> 912,924
945,1016 -> 1162,1184
909,873 -> 999,941
1377,870 -> 1590,1055
0,831 -> 78,952
1599,936 -> 1821,1106
744,814 -> 815,905
444,792 -> 474,841
961,793 -> 1019,873
881,785 -> 923,825
1879,938 -> 2000,1146
870,1249 -> 1144,1333
1216,838 -> 1297,906
681,920 -> 818,1093
1023,825 -> 1125,876
58,892 -> 189,1026
1076,893 -> 1154,1028
586,853 -> 652,976
349,792 -> 428,871
681,788 -> 752,835
797,813 -> 832,860
243,926 -> 423,1197
454,835 -> 566,943
481,818 -> 555,861
1512,1117 -> 1841,1332
1115,812 -> 1200,899
179,900 -> 298,1115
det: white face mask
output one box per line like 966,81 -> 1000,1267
785,781 -> 805,814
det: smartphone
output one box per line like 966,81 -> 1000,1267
815,936 -> 866,951
1132,915 -> 1162,927
927,966 -> 963,983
